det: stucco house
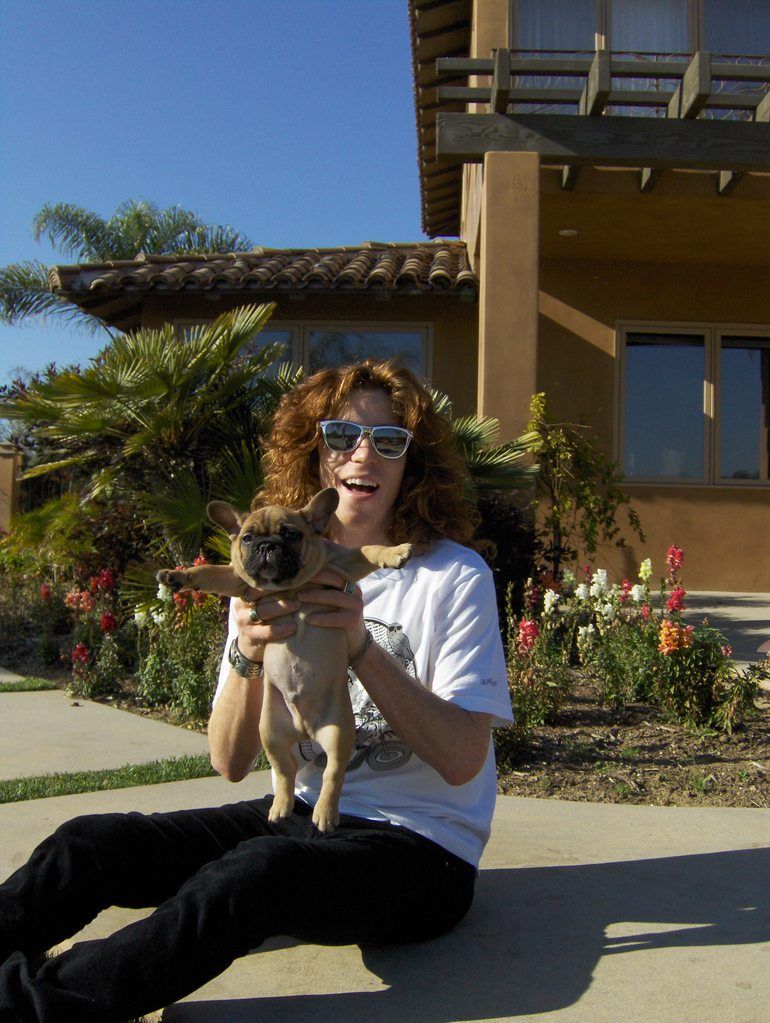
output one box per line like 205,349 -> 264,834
48,0 -> 770,590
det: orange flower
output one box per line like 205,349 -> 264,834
658,619 -> 694,655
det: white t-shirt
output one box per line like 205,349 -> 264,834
215,539 -> 513,867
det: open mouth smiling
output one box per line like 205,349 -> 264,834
342,477 -> 380,494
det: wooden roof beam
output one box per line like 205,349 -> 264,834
641,52 -> 712,193
718,89 -> 770,195
563,51 -> 611,190
436,111 -> 770,172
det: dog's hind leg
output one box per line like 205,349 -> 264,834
260,682 -> 300,823
308,692 -> 355,833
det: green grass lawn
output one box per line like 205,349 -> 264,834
0,677 -> 59,693
0,753 -> 219,804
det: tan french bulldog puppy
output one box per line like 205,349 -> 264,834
156,488 -> 411,832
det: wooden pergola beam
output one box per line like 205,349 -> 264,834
491,47 -> 511,114
641,52 -> 713,193
436,112 -> 770,172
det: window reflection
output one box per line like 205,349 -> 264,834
720,337 -> 770,481
307,331 -> 423,375
623,334 -> 705,479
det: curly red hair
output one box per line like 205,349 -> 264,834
256,360 -> 478,548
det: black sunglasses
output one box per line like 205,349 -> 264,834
319,419 -> 413,459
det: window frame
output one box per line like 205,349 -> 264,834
616,320 -> 770,487
174,318 -> 434,379
508,1 -> 735,53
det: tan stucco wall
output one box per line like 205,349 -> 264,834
535,259 -> 770,590
477,151 -> 540,439
139,294 -> 479,416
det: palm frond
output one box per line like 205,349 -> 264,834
33,203 -> 112,261
137,467 -> 209,561
212,441 -> 264,511
0,261 -> 107,332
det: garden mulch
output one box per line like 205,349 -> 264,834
497,679 -> 770,808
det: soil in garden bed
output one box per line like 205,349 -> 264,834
497,680 -> 769,808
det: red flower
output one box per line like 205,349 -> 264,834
666,544 -> 684,577
71,642 -> 90,665
619,578 -> 632,605
39,583 -> 52,602
173,591 -> 191,610
100,612 -> 118,633
641,604 -> 651,621
517,619 -> 540,655
64,589 -> 81,610
79,591 -> 95,613
90,568 -> 116,593
666,585 -> 686,614
193,552 -> 208,566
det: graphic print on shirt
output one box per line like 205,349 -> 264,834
298,616 -> 417,773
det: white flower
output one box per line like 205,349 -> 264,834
575,583 -> 590,601
543,589 -> 560,615
630,584 -> 646,603
639,558 -> 653,582
590,569 -> 608,597
151,609 -> 166,626
578,624 -> 596,642
157,582 -> 172,601
601,602 -> 616,621
133,608 -> 148,627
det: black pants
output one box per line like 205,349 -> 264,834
0,795 -> 475,1022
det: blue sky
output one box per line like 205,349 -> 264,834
0,0 -> 424,382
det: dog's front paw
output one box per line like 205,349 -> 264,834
383,543 -> 412,569
312,798 -> 339,834
155,568 -> 190,593
268,794 -> 295,822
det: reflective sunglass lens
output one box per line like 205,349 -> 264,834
323,422 -> 362,451
372,428 -> 410,457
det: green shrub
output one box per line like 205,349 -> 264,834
136,587 -> 227,724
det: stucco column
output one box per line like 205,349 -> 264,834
477,150 -> 540,440
0,445 -> 22,532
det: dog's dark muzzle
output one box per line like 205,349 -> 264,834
243,538 -> 301,585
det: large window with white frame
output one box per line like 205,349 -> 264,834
176,320 -> 432,379
618,324 -> 770,484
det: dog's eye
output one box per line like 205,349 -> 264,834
279,525 -> 302,542
241,533 -> 254,545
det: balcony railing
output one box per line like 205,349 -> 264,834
433,49 -> 770,191
436,49 -> 770,120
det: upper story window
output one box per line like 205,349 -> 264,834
618,324 -> 770,484
510,0 -> 770,55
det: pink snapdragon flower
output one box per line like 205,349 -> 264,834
517,619 -> 540,654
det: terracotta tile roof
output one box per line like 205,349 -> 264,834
49,242 -> 477,331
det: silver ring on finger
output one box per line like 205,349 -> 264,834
342,581 -> 356,596
249,603 -> 262,624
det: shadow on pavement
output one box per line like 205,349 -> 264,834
165,846 -> 770,1021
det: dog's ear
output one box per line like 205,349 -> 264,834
207,501 -> 248,539
300,488 -> 340,535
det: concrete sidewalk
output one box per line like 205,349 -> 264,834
684,591 -> 770,671
0,689 -> 209,781
0,775 -> 767,1023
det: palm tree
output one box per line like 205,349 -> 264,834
0,199 -> 254,334
0,304 -> 299,562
